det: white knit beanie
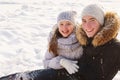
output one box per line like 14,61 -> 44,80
57,11 -> 77,25
81,4 -> 104,26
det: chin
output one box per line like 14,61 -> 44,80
87,35 -> 94,38
63,34 -> 70,37
63,35 -> 68,37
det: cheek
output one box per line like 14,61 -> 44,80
94,22 -> 101,29
91,21 -> 100,27
95,26 -> 100,33
68,27 -> 74,32
81,25 -> 86,31
58,27 -> 62,33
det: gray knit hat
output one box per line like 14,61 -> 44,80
81,4 -> 104,25
57,11 -> 77,25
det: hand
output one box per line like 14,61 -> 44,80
60,58 -> 79,74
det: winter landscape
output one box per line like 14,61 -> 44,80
0,0 -> 120,80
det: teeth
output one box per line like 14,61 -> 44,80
86,29 -> 93,32
62,31 -> 68,33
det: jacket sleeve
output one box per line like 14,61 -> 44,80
116,41 -> 120,70
43,50 -> 64,69
118,48 -> 120,69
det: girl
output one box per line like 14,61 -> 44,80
43,11 -> 83,74
0,11 -> 83,80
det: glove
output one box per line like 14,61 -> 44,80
60,58 -> 79,74
14,72 -> 33,80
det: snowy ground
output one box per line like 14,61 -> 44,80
0,0 -> 120,80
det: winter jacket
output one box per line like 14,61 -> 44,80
43,26 -> 83,69
76,12 -> 120,80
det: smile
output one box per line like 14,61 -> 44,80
86,29 -> 94,33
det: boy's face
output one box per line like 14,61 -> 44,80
82,15 -> 101,38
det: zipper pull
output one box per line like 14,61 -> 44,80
100,58 -> 103,64
92,56 -> 95,60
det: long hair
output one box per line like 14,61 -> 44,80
48,27 -> 62,56
48,23 -> 77,56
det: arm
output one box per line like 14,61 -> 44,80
116,41 -> 120,70
118,48 -> 120,70
43,50 -> 64,69
43,50 -> 79,74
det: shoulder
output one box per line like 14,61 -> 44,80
48,24 -> 58,41
108,39 -> 120,51
112,39 -> 120,47
99,39 -> 120,53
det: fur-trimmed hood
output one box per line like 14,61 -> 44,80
76,12 -> 120,47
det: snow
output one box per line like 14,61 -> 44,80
0,0 -> 120,79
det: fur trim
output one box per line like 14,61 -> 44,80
76,12 -> 120,47
76,25 -> 87,46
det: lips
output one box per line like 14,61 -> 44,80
62,31 -> 69,34
86,29 -> 94,33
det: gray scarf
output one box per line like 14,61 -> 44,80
57,33 -> 83,59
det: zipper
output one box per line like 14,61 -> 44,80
100,52 -> 105,79
100,58 -> 105,79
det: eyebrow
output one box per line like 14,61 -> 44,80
82,17 -> 96,21
89,17 -> 96,20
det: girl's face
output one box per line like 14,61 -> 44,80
58,20 -> 74,37
82,15 -> 101,38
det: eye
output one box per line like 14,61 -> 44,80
67,23 -> 72,25
59,23 -> 64,26
91,19 -> 95,21
89,18 -> 97,22
82,19 -> 86,23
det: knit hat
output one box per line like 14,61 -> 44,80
81,4 -> 104,25
57,11 -> 77,25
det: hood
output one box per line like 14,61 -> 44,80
76,12 -> 120,47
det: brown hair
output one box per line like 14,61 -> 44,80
48,27 -> 62,56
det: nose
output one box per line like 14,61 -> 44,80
63,24 -> 68,27
62,24 -> 68,29
62,24 -> 68,31
85,22 -> 92,29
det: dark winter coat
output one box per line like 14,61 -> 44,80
76,12 -> 120,80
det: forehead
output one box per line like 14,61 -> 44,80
82,15 -> 96,20
59,20 -> 72,23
